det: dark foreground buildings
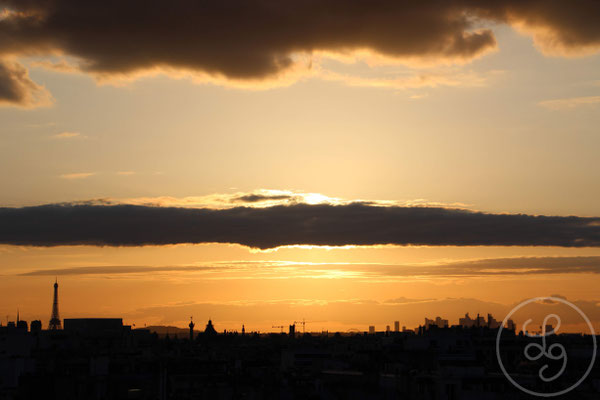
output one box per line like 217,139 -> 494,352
1,316 -> 599,400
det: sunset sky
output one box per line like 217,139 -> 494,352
1,0 -> 599,333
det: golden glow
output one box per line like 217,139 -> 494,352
2,20 -> 600,334
2,242 -> 600,332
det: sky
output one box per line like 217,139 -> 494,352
1,0 -> 600,333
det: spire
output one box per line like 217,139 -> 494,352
49,279 -> 62,330
17,309 -> 19,322
189,316 -> 195,341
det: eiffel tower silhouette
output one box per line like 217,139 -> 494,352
49,278 -> 62,330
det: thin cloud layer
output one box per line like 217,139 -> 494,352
51,131 -> 81,139
539,95 -> 600,110
19,265 -> 218,277
1,1 -> 599,105
18,257 -> 600,278
0,203 -> 598,249
59,172 -> 95,180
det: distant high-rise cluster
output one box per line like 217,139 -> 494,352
368,312 -> 515,334
424,316 -> 449,329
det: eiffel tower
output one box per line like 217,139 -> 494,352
49,278 -> 62,330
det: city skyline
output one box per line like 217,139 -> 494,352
4,301 -> 596,399
2,280 -> 592,336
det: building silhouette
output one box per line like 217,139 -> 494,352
189,316 -> 195,341
487,313 -> 501,329
63,318 -> 124,335
48,279 -> 61,330
15,310 -> 27,331
424,316 -> 448,329
204,318 -> 217,335
30,320 -> 42,333
459,312 -> 476,327
506,318 -> 516,331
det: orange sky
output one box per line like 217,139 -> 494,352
1,1 -> 600,334
2,240 -> 600,333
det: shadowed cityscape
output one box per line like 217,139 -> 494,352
1,282 -> 598,399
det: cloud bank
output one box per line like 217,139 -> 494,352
470,0 -> 600,57
1,0 -> 600,105
0,0 -> 496,78
0,203 -> 598,249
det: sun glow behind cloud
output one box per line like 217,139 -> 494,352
80,190 -> 471,210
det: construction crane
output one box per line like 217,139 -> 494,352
272,325 -> 285,333
293,319 -> 307,334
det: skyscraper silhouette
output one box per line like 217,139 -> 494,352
49,279 -> 62,330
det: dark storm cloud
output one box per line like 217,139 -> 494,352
465,0 -> 600,55
0,0 -> 497,80
0,61 -> 24,101
1,1 -> 599,106
0,60 -> 51,106
1,203 -> 599,249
